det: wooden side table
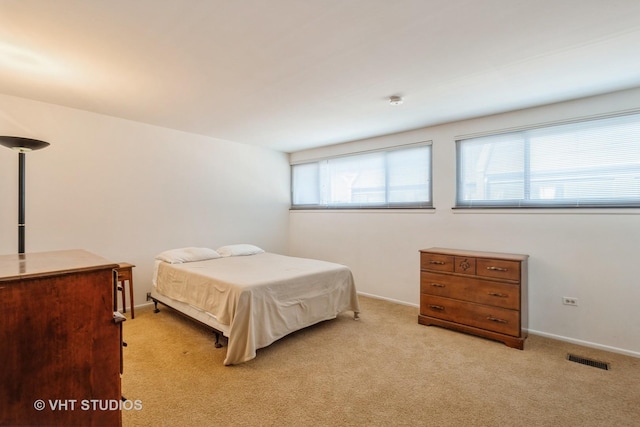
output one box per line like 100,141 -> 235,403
116,263 -> 135,319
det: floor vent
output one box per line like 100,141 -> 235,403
566,353 -> 610,370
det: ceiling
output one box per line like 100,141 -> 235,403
1,0 -> 640,153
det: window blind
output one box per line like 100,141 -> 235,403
456,113 -> 640,208
292,143 -> 432,209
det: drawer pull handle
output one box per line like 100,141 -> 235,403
429,261 -> 445,265
488,292 -> 508,298
431,283 -> 445,288
429,304 -> 445,311
486,316 -> 507,324
486,266 -> 508,272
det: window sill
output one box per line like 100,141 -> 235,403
290,208 -> 436,214
452,207 -> 640,215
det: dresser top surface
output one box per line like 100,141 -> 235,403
0,249 -> 118,281
420,247 -> 528,261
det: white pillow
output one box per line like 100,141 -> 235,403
216,244 -> 265,257
155,247 -> 221,264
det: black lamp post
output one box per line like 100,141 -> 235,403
0,136 -> 50,254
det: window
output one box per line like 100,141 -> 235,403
291,143 -> 432,209
456,113 -> 640,208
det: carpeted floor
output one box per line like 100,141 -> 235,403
121,296 -> 639,427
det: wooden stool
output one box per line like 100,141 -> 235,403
116,263 -> 135,319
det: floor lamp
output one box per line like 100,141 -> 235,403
0,136 -> 50,254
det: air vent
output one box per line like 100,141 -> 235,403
566,353 -> 610,370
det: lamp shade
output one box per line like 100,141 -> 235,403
0,136 -> 50,152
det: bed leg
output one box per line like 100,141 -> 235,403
214,331 -> 223,348
353,311 -> 360,320
153,300 -> 160,313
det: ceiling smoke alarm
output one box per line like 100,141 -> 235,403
389,95 -> 403,105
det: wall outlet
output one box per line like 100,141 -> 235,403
562,297 -> 578,306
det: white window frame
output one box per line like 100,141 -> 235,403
291,142 -> 432,209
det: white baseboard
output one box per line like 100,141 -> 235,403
357,291 -> 419,308
526,329 -> 640,359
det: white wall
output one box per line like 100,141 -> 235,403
0,93 -> 291,310
289,87 -> 640,357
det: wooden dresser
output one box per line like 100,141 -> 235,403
418,247 -> 528,349
0,249 -> 123,426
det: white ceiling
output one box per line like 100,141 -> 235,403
1,0 -> 640,153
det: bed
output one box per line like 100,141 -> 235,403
149,245 -> 360,365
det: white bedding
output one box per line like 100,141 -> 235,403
152,252 -> 360,365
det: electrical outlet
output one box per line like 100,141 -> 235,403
562,297 -> 578,306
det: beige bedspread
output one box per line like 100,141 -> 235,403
155,253 -> 360,365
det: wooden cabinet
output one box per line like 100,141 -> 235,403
419,247 -> 528,349
0,250 -> 122,426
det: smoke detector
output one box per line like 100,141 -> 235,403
389,95 -> 403,105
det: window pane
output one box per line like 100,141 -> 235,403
327,153 -> 385,205
388,146 -> 431,203
458,134 -> 525,203
528,117 -> 640,203
292,162 -> 319,205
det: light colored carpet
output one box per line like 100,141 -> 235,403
121,296 -> 639,426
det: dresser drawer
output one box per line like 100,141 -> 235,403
420,272 -> 520,310
420,295 -> 520,337
420,253 -> 454,272
454,256 -> 476,274
476,258 -> 521,281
